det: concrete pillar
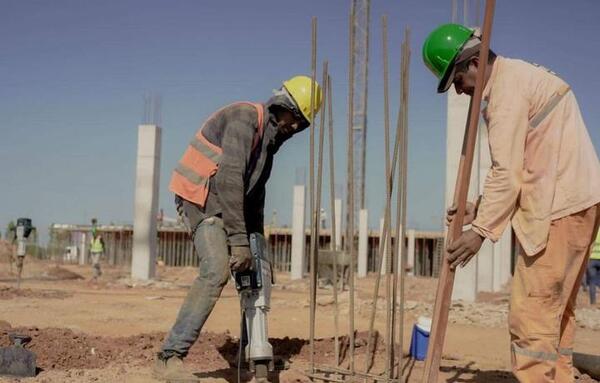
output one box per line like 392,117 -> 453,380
407,229 -> 415,276
334,198 -> 343,251
79,232 -> 87,266
291,184 -> 306,280
446,89 -> 480,302
358,209 -> 368,277
132,125 -> 161,280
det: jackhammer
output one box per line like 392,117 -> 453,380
232,233 -> 274,383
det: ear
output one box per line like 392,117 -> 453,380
470,56 -> 480,69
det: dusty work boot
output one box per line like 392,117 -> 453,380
153,353 -> 199,383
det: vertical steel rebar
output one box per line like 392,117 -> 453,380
327,74 -> 340,367
309,16 -> 318,373
365,14 -> 396,375
394,27 -> 411,380
381,14 -> 394,381
313,61 -> 328,367
346,2 -> 356,373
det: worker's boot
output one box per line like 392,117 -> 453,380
153,353 -> 199,382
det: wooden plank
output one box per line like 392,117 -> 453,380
422,1 -> 496,381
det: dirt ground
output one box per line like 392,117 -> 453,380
0,257 -> 599,382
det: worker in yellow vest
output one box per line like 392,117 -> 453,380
89,231 -> 104,280
426,24 -> 600,382
588,231 -> 600,305
153,76 -> 322,382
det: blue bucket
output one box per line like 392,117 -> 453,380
409,322 -> 430,361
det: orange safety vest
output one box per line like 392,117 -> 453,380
169,102 -> 265,206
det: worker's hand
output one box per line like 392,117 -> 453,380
446,199 -> 479,226
230,246 -> 252,272
446,229 -> 484,270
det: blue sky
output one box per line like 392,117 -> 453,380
1,0 -> 599,244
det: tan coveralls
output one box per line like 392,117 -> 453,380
470,57 -> 600,382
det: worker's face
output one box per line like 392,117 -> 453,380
276,109 -> 303,136
453,57 -> 478,96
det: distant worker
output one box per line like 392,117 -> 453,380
424,24 -> 600,382
89,229 -> 105,280
587,230 -> 600,305
153,76 -> 322,382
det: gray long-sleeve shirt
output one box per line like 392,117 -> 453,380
179,100 -> 290,247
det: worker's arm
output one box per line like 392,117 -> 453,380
214,109 -> 257,247
245,185 -> 266,236
471,85 -> 529,241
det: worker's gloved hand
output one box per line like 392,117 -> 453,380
230,246 -> 252,272
446,196 -> 481,226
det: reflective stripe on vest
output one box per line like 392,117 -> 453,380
90,237 -> 103,253
169,102 -> 264,206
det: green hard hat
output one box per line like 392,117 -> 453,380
423,23 -> 474,93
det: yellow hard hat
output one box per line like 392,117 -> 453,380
283,75 -> 323,124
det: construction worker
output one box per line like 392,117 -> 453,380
587,230 -> 600,305
153,76 -> 322,382
424,24 -> 600,382
89,229 -> 104,280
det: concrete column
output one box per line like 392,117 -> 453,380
358,209 -> 368,277
446,89 -> 480,302
291,184 -> 306,280
407,229 -> 415,276
132,125 -> 161,280
79,232 -> 87,266
334,198 -> 343,251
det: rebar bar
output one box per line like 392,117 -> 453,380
327,74 -> 340,367
309,16 -> 318,373
346,2 -> 356,372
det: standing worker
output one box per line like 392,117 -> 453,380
152,76 -> 322,382
587,231 -> 600,305
89,228 -> 104,281
423,24 -> 600,382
